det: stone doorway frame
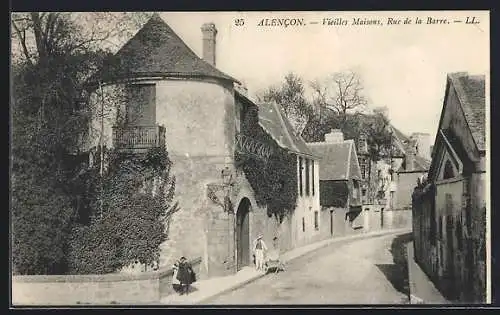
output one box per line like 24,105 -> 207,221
235,198 -> 251,271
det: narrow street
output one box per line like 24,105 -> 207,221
205,232 -> 412,305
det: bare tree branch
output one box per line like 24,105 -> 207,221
11,19 -> 34,66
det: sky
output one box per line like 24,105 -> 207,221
11,11 -> 489,142
155,11 -> 489,142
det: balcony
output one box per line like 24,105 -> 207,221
112,125 -> 166,153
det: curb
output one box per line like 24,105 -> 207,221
196,228 -> 411,304
406,242 -> 451,305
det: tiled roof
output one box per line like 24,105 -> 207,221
397,154 -> 431,173
90,14 -> 238,85
390,126 -> 410,157
449,72 -> 486,151
257,101 -> 315,157
414,155 -> 431,171
307,140 -> 361,181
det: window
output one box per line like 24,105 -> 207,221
443,160 -> 455,179
314,211 -> 319,230
124,84 -> 156,126
352,180 -> 359,199
299,157 -> 303,196
305,158 -> 310,196
302,217 -> 305,232
361,163 -> 366,179
312,160 -> 315,196
362,189 -> 366,197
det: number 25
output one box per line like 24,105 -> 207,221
234,19 -> 245,26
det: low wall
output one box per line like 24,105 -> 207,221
361,205 -> 412,232
383,209 -> 413,229
12,257 -> 202,305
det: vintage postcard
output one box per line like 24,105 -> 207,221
10,11 -> 490,306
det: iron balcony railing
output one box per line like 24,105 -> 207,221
112,125 -> 166,150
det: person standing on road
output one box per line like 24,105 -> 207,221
177,256 -> 195,295
253,234 -> 268,271
172,259 -> 182,294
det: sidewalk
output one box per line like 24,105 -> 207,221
406,242 -> 451,304
160,227 -> 411,305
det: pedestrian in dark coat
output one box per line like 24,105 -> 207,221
172,259 -> 182,294
176,257 -> 195,295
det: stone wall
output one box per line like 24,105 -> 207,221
396,171 -> 427,210
413,173 -> 487,303
361,205 -> 412,232
12,257 -> 202,306
158,155 -> 223,277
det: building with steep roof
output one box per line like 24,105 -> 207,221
82,14 -> 321,279
307,129 -> 365,236
356,124 -> 432,210
412,72 -> 487,303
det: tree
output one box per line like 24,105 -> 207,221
257,72 -> 314,135
364,107 -> 393,163
361,107 -> 393,202
10,12 -> 153,274
311,71 -> 368,131
68,148 -> 180,274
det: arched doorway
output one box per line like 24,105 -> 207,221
236,198 -> 251,271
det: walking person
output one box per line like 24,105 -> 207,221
176,256 -> 195,295
253,234 -> 268,271
172,259 -> 182,294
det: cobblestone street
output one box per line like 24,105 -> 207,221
205,233 -> 412,305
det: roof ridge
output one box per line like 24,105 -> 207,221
448,72 -> 484,152
93,14 -> 238,85
271,102 -> 301,153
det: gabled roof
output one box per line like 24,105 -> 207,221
397,154 -> 431,173
389,126 -> 411,157
448,72 -> 486,151
257,101 -> 315,157
307,140 -> 361,181
89,14 -> 238,86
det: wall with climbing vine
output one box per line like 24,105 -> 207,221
234,102 -> 298,224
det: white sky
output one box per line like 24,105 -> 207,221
157,11 -> 489,141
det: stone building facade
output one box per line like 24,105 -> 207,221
307,130 -> 364,237
412,72 -> 487,303
83,14 -> 320,279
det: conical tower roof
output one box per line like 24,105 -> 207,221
91,14 -> 238,85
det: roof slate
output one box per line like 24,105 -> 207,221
257,101 -> 315,157
449,73 -> 486,151
91,14 -> 237,84
307,140 -> 360,181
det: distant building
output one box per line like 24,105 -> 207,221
412,72 -> 486,303
394,136 -> 431,210
307,129 -> 364,236
355,125 -> 431,210
82,14 -> 321,278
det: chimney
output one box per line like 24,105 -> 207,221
324,129 -> 344,143
201,23 -> 217,66
357,134 -> 368,153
